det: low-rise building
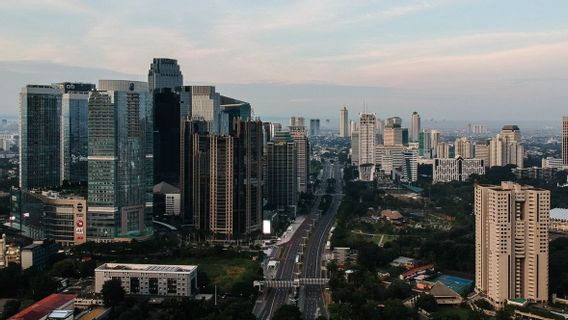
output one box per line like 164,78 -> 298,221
8,293 -> 77,320
550,208 -> 568,233
95,263 -> 198,297
21,239 -> 58,270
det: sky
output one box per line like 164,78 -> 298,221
1,0 -> 568,123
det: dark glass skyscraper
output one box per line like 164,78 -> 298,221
87,80 -> 153,241
53,82 -> 96,184
266,131 -> 297,210
19,85 -> 62,190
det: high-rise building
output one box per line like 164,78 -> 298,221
148,58 -> 183,91
349,120 -> 357,136
358,112 -> 376,165
339,107 -> 349,137
475,182 -> 549,308
289,116 -> 305,127
475,141 -> 490,166
309,119 -> 320,136
410,112 -> 420,142
289,126 -> 309,193
52,83 -> 96,185
489,125 -> 524,168
351,130 -> 359,165
563,116 -> 568,167
455,137 -> 473,159
179,86 -> 221,133
87,80 -> 153,241
387,117 -> 402,126
152,88 -> 181,185
433,157 -> 485,182
19,85 -> 62,190
430,130 -> 440,158
383,122 -> 402,146
266,132 -> 297,210
435,142 -> 450,159
221,95 -> 252,132
402,128 -> 409,146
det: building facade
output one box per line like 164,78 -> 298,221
289,126 -> 309,193
433,157 -> 485,183
95,263 -> 198,297
563,116 -> 568,167
20,85 -> 62,190
266,132 -> 297,210
358,112 -> 376,165
489,125 -> 524,168
87,81 -> 153,242
309,119 -> 320,136
147,58 -> 183,91
410,112 -> 420,142
475,182 -> 549,308
339,106 -> 349,137
455,137 -> 473,159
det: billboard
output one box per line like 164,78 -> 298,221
262,220 -> 271,235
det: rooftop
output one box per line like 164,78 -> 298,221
551,208 -> 568,221
96,263 -> 197,274
9,294 -> 77,320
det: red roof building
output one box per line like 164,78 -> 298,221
9,294 -> 77,320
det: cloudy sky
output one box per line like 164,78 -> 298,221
1,0 -> 567,123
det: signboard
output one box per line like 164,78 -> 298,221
74,201 -> 87,244
262,220 -> 271,235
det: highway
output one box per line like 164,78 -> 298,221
300,161 -> 343,319
256,159 -> 342,319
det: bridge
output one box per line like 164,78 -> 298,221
254,278 -> 329,291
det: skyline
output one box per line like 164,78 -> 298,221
1,1 -> 568,120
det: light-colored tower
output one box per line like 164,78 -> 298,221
349,120 -> 357,136
489,125 -> 524,168
339,107 -> 349,137
475,141 -> 490,166
383,123 -> 402,146
430,130 -> 440,158
563,116 -> 568,167
358,112 -> 376,165
435,142 -> 450,159
290,116 -> 305,127
410,112 -> 421,142
475,182 -> 549,308
351,130 -> 359,165
455,137 -> 473,159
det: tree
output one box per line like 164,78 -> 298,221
416,294 -> 438,312
2,299 -> 20,319
101,279 -> 125,307
51,259 -> 77,278
273,305 -> 302,320
29,274 -> 58,301
382,299 -> 409,320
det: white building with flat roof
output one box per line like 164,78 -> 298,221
95,263 -> 198,297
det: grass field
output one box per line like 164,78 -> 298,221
432,306 -> 472,319
351,230 -> 399,247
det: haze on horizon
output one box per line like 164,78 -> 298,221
0,0 -> 567,122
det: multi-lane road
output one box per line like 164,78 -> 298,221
300,161 -> 342,319
256,160 -> 343,319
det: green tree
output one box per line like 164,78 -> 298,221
416,294 -> 438,312
382,299 -> 409,320
51,259 -> 77,278
29,274 -> 58,301
273,305 -> 302,320
329,303 -> 352,320
2,299 -> 20,319
101,279 -> 125,307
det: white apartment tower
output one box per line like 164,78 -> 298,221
455,137 -> 473,159
358,112 -> 376,165
475,182 -> 549,308
489,125 -> 524,168
339,106 -> 349,137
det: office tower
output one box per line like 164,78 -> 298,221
419,129 -> 433,158
489,125 -> 524,168
475,182 -> 549,308
289,126 -> 309,193
87,80 -> 152,241
387,117 -> 402,126
359,113 -> 376,165
179,86 -> 221,133
339,106 -> 349,137
383,122 -> 402,146
309,119 -> 320,136
221,95 -> 252,133
435,142 -> 450,159
468,123 -> 489,135
475,141 -> 490,166
152,88 -> 181,185
270,123 -> 282,139
542,157 -> 564,170
349,120 -> 357,136
563,116 -> 568,167
148,58 -> 183,91
410,112 -> 420,142
455,137 -> 473,159
233,121 -> 264,235
52,83 -> 96,185
19,85 -> 62,190
433,157 -> 485,182
351,130 -> 359,165
267,132 -> 297,209
289,116 -> 305,127
206,135 -> 235,237
403,150 -> 418,182
402,128 -> 409,145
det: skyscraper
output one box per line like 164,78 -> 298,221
289,116 -> 305,127
266,132 -> 297,210
179,86 -> 221,133
383,122 -> 402,146
351,130 -> 359,165
455,137 -> 473,159
474,141 -> 490,167
148,58 -> 183,91
289,126 -> 309,193
475,182 -> 549,308
430,130 -> 440,158
19,85 -> 62,190
358,112 -> 376,165
489,125 -> 524,168
53,82 -> 96,185
563,116 -> 568,167
152,88 -> 181,185
410,112 -> 420,142
309,119 -> 320,136
87,80 -> 153,241
339,106 -> 349,137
